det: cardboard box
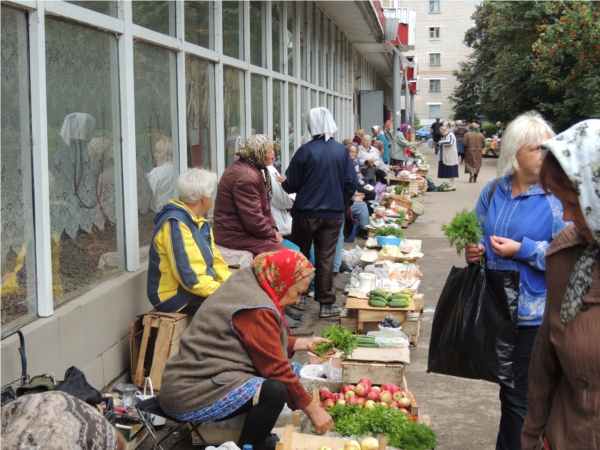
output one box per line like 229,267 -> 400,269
342,346 -> 410,386
116,423 -> 148,450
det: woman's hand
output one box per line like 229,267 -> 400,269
275,230 -> 284,244
465,243 -> 485,263
490,236 -> 521,257
367,159 -> 375,166
355,193 -> 365,202
303,401 -> 334,435
276,175 -> 286,183
293,337 -> 331,353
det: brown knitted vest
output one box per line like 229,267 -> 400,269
159,266 -> 288,414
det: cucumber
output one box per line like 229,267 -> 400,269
369,290 -> 388,298
368,299 -> 388,307
388,301 -> 410,308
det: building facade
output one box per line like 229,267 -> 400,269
406,0 -> 476,126
1,0 -> 407,390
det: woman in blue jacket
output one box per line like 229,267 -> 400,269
465,111 -> 567,450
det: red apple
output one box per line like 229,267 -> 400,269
390,401 -> 399,408
390,384 -> 400,393
358,378 -> 372,389
392,391 -> 404,402
345,391 -> 356,399
348,396 -> 358,406
355,383 -> 369,397
370,386 -> 381,392
366,390 -> 380,402
324,392 -> 335,400
397,397 -> 411,409
381,383 -> 393,392
379,390 -> 392,403
336,399 -> 346,406
323,399 -> 335,409
337,393 -> 345,401
342,385 -> 356,393
379,401 -> 388,408
364,400 -> 376,410
319,387 -> 331,399
355,397 -> 366,408
398,408 -> 409,415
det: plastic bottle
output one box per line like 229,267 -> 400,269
243,445 -> 253,450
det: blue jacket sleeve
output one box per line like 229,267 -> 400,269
474,179 -> 494,247
282,150 -> 303,194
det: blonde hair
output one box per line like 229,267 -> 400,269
355,129 -> 365,137
499,111 -> 555,175
156,137 -> 173,161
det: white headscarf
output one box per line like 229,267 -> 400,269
60,113 -> 96,146
305,107 -> 338,142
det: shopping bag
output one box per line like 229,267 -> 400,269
427,263 -> 519,387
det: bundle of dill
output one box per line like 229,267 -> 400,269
441,209 -> 482,255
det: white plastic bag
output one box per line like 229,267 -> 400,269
135,378 -> 166,426
322,357 -> 343,383
205,441 -> 241,450
366,325 -> 409,348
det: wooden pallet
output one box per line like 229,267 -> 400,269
344,294 -> 423,331
340,308 -> 420,336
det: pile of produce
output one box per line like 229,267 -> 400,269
368,290 -> 411,308
373,227 -> 405,239
318,378 -> 437,450
394,185 -> 404,195
379,245 -> 402,258
441,209 -> 482,255
313,325 -> 358,360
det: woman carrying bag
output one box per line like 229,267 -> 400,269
465,112 -> 567,450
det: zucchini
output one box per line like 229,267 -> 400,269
388,300 -> 410,308
368,298 -> 388,307
369,290 -> 388,298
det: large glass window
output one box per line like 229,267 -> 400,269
251,75 -> 267,135
133,41 -> 177,248
309,3 -> 316,83
429,79 -> 441,92
272,2 -> 282,73
67,1 -> 117,16
429,53 -> 441,66
428,0 -> 440,14
273,80 -> 284,172
288,83 -> 296,159
250,1 -> 266,68
429,104 -> 442,118
224,66 -> 246,167
185,1 -> 215,50
316,8 -> 321,85
132,1 -> 175,36
223,1 -> 243,60
186,56 -> 216,170
286,5 -> 295,77
301,87 -> 309,145
1,7 -> 36,330
300,4 -> 307,81
324,18 -> 330,89
45,18 -> 124,308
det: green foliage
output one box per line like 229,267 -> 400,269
481,124 -> 498,136
394,185 -> 404,194
459,1 -> 600,132
373,227 -> 405,239
314,325 -> 357,360
441,209 -> 482,255
448,61 -> 481,121
327,404 -> 437,450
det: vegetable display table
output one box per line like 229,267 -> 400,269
344,294 -> 423,332
277,424 -> 387,450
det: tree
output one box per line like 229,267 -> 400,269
448,61 -> 480,121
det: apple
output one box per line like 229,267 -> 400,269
336,399 -> 346,406
381,383 -> 393,392
345,391 -> 356,399
360,437 -> 379,450
355,383 -> 369,397
324,392 -> 335,400
323,399 -> 335,409
379,401 -> 388,408
392,391 -> 404,402
319,387 -> 331,399
355,397 -> 366,408
364,400 -> 376,410
344,440 -> 361,450
366,390 -> 380,402
390,384 -> 400,393
397,397 -> 411,409
342,385 -> 356,393
358,378 -> 372,389
337,393 -> 346,401
370,386 -> 381,392
390,401 -> 399,408
398,408 -> 409,415
348,396 -> 358,406
379,390 -> 392,403
319,446 -> 332,450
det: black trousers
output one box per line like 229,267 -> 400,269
220,380 -> 286,448
496,325 -> 539,450
291,218 -> 342,305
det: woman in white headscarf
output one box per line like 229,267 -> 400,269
522,119 -> 600,450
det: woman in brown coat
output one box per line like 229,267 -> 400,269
522,119 -> 600,450
213,134 -> 286,256
462,123 -> 487,182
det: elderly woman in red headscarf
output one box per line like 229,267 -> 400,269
159,250 -> 334,450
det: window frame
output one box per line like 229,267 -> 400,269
429,79 -> 441,92
428,0 -> 440,14
428,104 -> 442,118
428,27 -> 440,39
429,53 -> 441,66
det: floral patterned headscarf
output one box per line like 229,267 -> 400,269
542,119 -> 600,322
252,250 -> 314,333
236,134 -> 274,198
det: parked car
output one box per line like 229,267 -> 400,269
416,127 -> 431,142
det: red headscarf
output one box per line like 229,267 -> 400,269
252,250 -> 314,333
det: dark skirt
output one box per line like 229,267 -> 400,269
438,161 -> 459,178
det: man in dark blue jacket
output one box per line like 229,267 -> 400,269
282,107 -> 357,318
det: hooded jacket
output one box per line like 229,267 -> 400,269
147,200 -> 230,312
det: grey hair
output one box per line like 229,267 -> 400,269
456,120 -> 463,126
439,126 -> 448,134
156,137 -> 173,160
499,111 -> 555,175
177,168 -> 217,203
361,134 -> 372,144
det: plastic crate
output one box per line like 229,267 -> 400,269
299,365 -> 342,395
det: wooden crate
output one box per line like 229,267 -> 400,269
277,424 -> 387,450
342,360 -> 405,386
130,312 -> 192,391
345,295 -> 423,331
339,308 -> 420,338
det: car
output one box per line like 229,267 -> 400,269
416,127 -> 431,142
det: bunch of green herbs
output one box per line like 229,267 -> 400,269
374,227 -> 405,239
313,325 -> 357,360
326,404 -> 437,450
441,209 -> 482,255
394,185 -> 404,195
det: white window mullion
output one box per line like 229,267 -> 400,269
175,0 -> 187,174
243,0 -> 251,139
29,6 -> 53,317
118,1 -> 140,271
266,1 -> 274,140
282,80 -> 289,169
214,1 -> 226,177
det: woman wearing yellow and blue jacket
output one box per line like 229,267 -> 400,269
147,168 -> 231,315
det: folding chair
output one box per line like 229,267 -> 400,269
136,396 -> 207,449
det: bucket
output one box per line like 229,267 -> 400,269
135,378 -> 166,426
411,200 -> 425,217
344,225 -> 357,243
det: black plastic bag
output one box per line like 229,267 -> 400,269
58,366 -> 102,405
427,263 -> 519,387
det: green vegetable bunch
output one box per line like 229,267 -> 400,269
327,404 -> 437,450
374,227 -> 405,239
394,185 -> 404,194
441,209 -> 482,255
313,325 -> 358,360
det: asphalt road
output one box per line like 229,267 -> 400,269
140,144 -> 504,450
